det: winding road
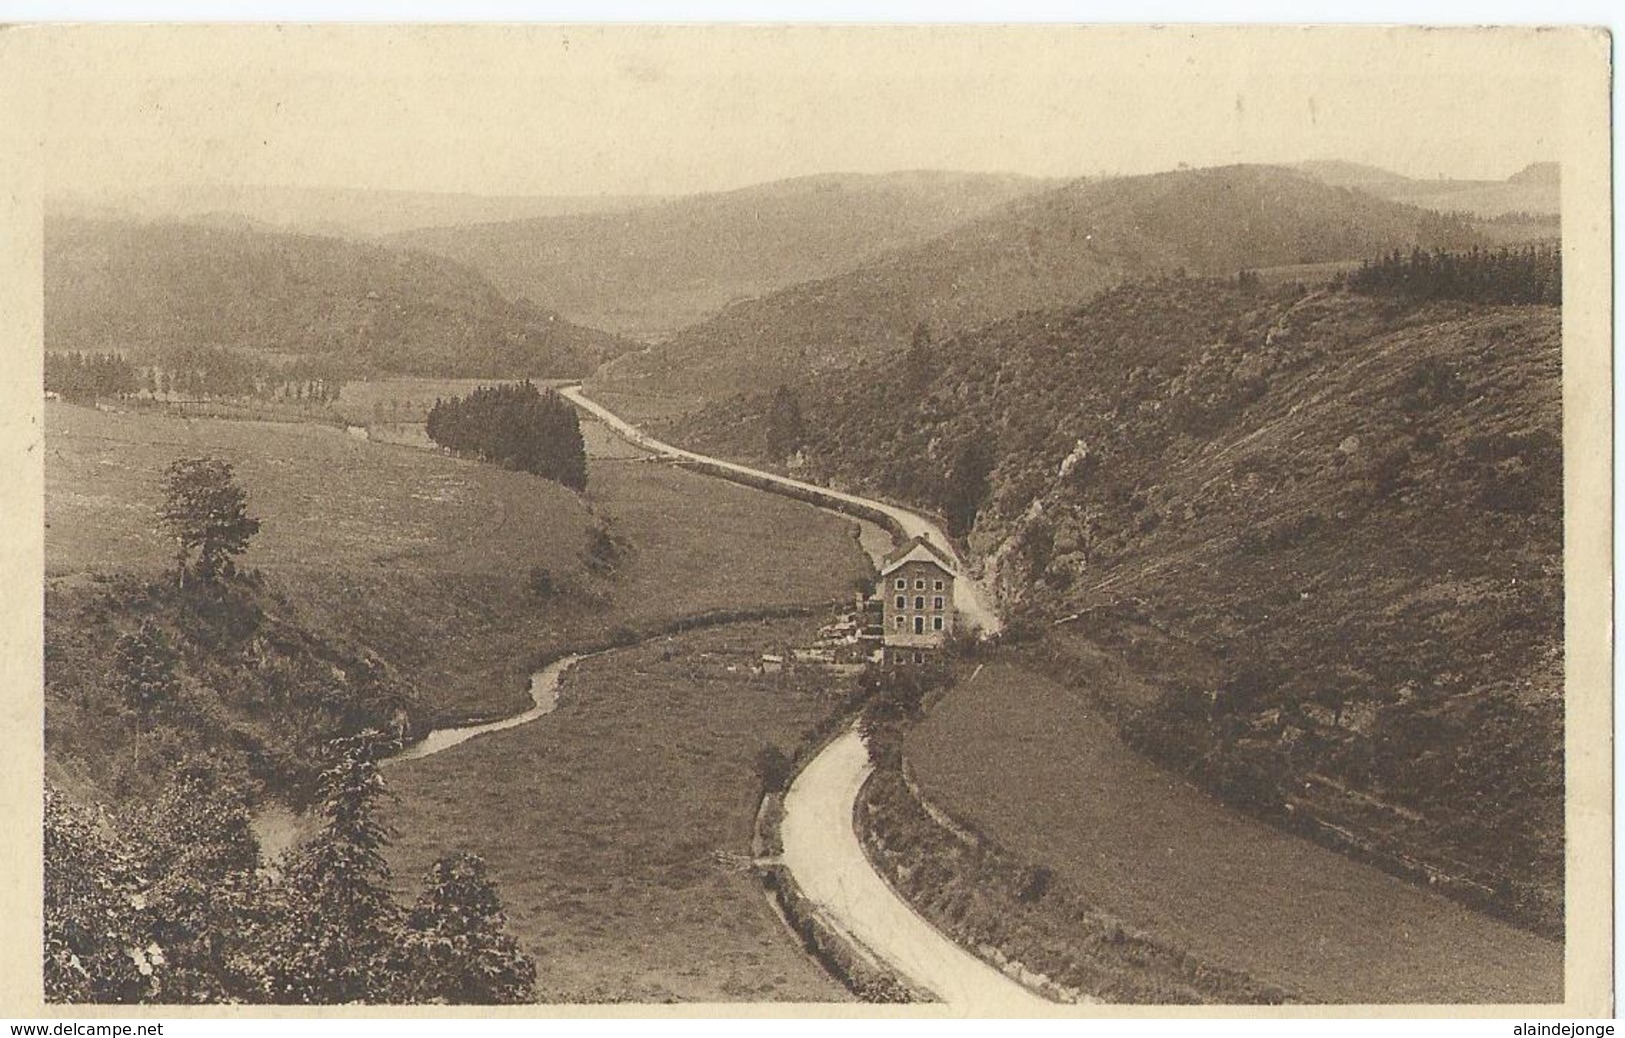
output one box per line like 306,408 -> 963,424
559,385 -> 1001,636
562,385 -> 1055,1011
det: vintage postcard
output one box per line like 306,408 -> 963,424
0,23 -> 1611,1021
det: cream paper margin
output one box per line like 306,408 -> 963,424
0,22 -> 1611,1020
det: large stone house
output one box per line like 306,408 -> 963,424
878,534 -> 956,666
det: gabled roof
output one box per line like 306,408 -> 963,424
879,534 -> 956,578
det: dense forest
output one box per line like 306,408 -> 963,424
1346,244 -> 1560,305
674,270 -> 1564,932
426,382 -> 588,491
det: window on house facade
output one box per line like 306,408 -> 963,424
914,616 -> 925,634
933,616 -> 944,631
915,579 -> 926,589
934,579 -> 944,591
933,596 -> 944,610
895,595 -> 906,609
914,596 -> 924,610
894,616 -> 905,630
895,578 -> 906,590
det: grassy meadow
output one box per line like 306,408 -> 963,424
382,620 -> 854,1003
901,663 -> 1562,1004
45,399 -> 871,725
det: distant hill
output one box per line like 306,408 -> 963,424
390,170 -> 1054,339
675,275 -> 1562,930
45,217 -> 635,378
1295,160 -> 1560,218
49,185 -> 662,239
597,164 -> 1482,411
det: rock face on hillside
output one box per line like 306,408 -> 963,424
45,217 -> 635,378
600,164 -> 1480,406
676,276 -> 1563,931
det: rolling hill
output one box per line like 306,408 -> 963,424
673,273 -> 1563,932
1296,160 -> 1560,219
390,170 -> 1053,339
595,164 -> 1483,412
49,184 -> 664,238
45,216 -> 635,378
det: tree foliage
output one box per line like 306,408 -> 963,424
113,620 -> 179,714
158,457 -> 261,586
1347,245 -> 1560,305
44,352 -> 139,402
396,853 -> 537,1004
426,382 -> 587,490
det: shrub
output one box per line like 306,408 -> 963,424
755,744 -> 795,795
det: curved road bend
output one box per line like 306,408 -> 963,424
558,385 -> 1001,636
561,386 -> 1057,1010
782,726 -> 1058,1011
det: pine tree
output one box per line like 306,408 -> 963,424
158,457 -> 262,586
269,731 -> 404,1004
396,853 -> 536,1004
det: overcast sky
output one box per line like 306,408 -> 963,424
30,24 -> 1573,199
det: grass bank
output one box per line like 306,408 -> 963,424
894,661 -> 1562,1004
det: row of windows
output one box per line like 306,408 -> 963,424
893,595 -> 946,611
893,577 -> 946,592
894,615 -> 946,632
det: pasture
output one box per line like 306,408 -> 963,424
902,663 -> 1563,1004
383,619 -> 854,1003
44,400 -> 870,723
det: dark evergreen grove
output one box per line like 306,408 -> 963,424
1346,244 -> 1561,305
44,352 -> 139,401
426,382 -> 588,491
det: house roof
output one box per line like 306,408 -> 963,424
878,534 -> 956,578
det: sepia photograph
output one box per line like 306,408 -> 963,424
0,20 -> 1612,1021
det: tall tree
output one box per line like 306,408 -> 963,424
268,731 -> 403,1004
158,457 -> 261,586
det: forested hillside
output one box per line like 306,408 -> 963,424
45,217 -> 634,379
391,170 -> 1050,339
675,273 -> 1563,931
597,165 -> 1481,409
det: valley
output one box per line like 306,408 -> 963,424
38,157 -> 1574,1010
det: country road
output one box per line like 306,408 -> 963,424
559,385 -> 1001,635
781,727 -> 1059,1011
561,385 -> 1056,1011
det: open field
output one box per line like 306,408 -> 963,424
382,619 -> 854,1003
45,401 -> 871,724
902,663 -> 1563,1004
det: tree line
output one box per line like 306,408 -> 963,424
44,352 -> 139,401
1346,245 -> 1561,305
426,382 -> 587,491
45,346 -> 348,406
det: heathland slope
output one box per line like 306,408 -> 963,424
45,217 -> 635,378
675,275 -> 1563,930
595,164 -> 1481,410
391,170 -> 1051,339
